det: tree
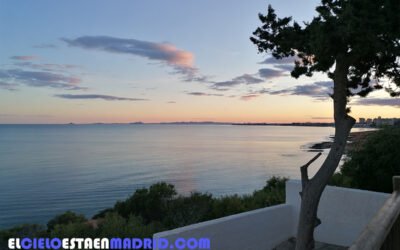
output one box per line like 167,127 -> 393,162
250,1 -> 400,249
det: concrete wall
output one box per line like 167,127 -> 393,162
154,180 -> 390,249
286,180 -> 389,246
153,204 -> 294,250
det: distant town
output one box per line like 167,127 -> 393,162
357,116 -> 400,127
232,117 -> 400,128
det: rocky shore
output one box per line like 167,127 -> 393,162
309,130 -> 377,152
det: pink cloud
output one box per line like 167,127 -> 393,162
62,36 -> 209,82
156,43 -> 194,69
240,94 -> 260,101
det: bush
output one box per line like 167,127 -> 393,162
97,212 -> 161,238
0,224 -> 47,248
50,222 -> 95,238
164,192 -> 214,228
47,211 -> 87,231
330,127 -> 400,193
113,182 -> 177,223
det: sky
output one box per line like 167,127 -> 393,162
0,0 -> 398,124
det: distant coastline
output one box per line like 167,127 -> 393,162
2,121 -> 396,128
0,122 -> 335,127
232,122 -> 334,127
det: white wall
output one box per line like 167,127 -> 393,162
153,204 -> 294,250
286,180 -> 389,246
154,180 -> 390,249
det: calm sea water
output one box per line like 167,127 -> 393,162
0,124 -> 364,229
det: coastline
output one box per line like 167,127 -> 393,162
309,130 -> 377,152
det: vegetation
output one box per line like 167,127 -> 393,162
330,127 -> 400,193
251,0 -> 400,248
47,210 -> 87,231
0,177 -> 287,247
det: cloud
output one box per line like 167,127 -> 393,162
260,56 -> 298,65
186,91 -> 223,97
167,101 -> 176,104
62,36 -> 201,79
14,62 -> 82,72
240,81 -> 332,101
0,69 -> 86,90
10,55 -> 38,61
213,74 -> 263,88
259,56 -> 299,72
0,82 -> 18,91
274,64 -> 294,71
354,98 -> 400,107
260,81 -> 333,100
55,94 -> 148,101
240,94 -> 260,101
211,68 -> 285,90
258,68 -> 286,79
181,74 -> 211,83
33,44 -> 57,49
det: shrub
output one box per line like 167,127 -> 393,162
164,192 -> 214,228
330,127 -> 400,193
50,222 -> 95,238
0,224 -> 47,248
97,212 -> 161,238
47,211 -> 87,231
113,182 -> 177,223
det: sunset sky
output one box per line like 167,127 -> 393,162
0,0 -> 398,124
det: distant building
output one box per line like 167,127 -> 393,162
372,116 -> 399,127
356,117 -> 399,128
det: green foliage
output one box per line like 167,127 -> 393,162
0,224 -> 47,248
210,177 -> 286,219
113,182 -> 177,223
97,213 -> 161,238
330,128 -> 400,192
254,176 -> 286,205
163,192 -> 214,228
50,222 -> 95,238
101,178 -> 287,228
251,0 -> 400,97
329,172 -> 353,188
47,211 -> 86,231
92,208 -> 113,219
210,194 -> 248,219
1,177 -> 287,248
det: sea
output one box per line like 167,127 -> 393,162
0,124 -> 368,229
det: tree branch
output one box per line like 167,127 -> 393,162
300,152 -> 322,190
315,217 -> 321,228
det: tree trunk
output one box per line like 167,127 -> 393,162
295,58 -> 356,250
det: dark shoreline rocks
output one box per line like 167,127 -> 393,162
308,130 -> 377,152
309,141 -> 332,151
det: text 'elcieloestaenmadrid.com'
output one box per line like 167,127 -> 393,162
8,237 -> 211,250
